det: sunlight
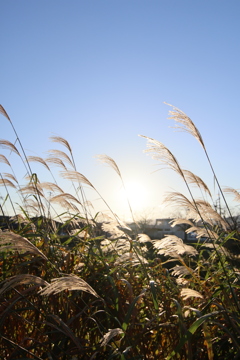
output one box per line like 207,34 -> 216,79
118,180 -> 149,212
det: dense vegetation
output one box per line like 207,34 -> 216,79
0,104 -> 240,359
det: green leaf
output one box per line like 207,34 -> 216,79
122,289 -> 147,331
166,311 -> 221,359
149,280 -> 159,311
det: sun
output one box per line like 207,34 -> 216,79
118,180 -> 149,212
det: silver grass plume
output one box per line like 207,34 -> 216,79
166,102 -> 234,222
0,274 -> 49,296
102,222 -> 130,239
100,328 -> 124,347
60,170 -> 94,188
165,192 -> 228,231
50,136 -> 72,154
114,252 -> 148,266
183,170 -> 212,198
164,192 -> 197,213
0,154 -> 11,166
0,178 -> 16,188
137,234 -> 151,243
0,232 -> 48,260
47,149 -> 74,168
50,193 -> 82,206
153,235 -> 198,257
165,102 -> 205,149
171,265 -> 192,278
139,135 -> 218,237
3,173 -> 18,183
45,157 -> 67,170
20,184 -> 45,198
24,198 -> 41,211
170,219 -> 219,240
224,187 -> 240,203
180,288 -> 204,300
170,218 -> 195,228
39,274 -> 99,298
193,199 -> 228,230
139,135 -> 184,177
27,156 -> 51,171
49,197 -> 80,212
0,140 -> 20,156
101,238 -> 130,255
39,182 -> 64,194
96,154 -> 122,178
0,105 -> 11,122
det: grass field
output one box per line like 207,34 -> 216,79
0,104 -> 240,359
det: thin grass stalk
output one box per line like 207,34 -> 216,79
0,202 -> 10,228
204,149 -> 235,226
0,107 -> 45,218
7,167 -> 32,217
67,144 -> 93,221
0,173 -> 17,217
96,154 -> 139,235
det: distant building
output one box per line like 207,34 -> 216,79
128,218 -> 197,242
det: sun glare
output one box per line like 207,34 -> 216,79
117,180 -> 149,212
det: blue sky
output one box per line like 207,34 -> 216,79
1,1 -> 240,220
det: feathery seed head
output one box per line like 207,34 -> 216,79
0,154 -> 11,166
96,154 -> 122,178
39,274 -> 99,297
0,275 -> 49,296
0,231 -> 48,260
0,140 -> 20,156
0,178 -> 16,188
224,187 -> 240,203
60,170 -> 94,188
180,288 -> 204,300
50,136 -> 72,153
101,328 -> 124,347
47,149 -> 74,168
45,157 -> 67,170
27,156 -> 50,171
139,135 -> 184,177
0,105 -> 11,122
165,102 -> 205,150
2,173 -> 18,183
50,193 -> 82,206
153,235 -> 198,257
183,169 -> 212,198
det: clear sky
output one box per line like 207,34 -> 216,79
1,1 -> 240,221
